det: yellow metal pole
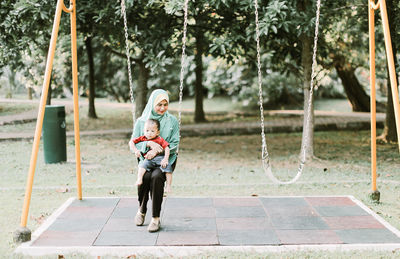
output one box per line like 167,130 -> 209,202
379,0 -> 400,152
69,0 -> 83,200
20,0 -> 64,228
369,1 -> 377,193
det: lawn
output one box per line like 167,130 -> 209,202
1,130 -> 400,258
1,98 -> 399,258
0,102 -> 37,116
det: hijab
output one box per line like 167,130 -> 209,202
139,89 -> 169,122
137,89 -> 177,141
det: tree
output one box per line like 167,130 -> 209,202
166,0 -> 259,122
97,0 -> 179,118
75,1 -> 131,119
0,0 -> 57,101
318,1 -> 386,113
379,0 -> 400,143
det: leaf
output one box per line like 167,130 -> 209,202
271,25 -> 277,34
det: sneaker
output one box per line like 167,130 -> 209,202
135,211 -> 145,226
147,218 -> 160,232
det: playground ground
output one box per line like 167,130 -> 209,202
1,97 -> 400,258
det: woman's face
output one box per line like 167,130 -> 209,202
154,99 -> 168,115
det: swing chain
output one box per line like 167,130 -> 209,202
121,0 -> 135,122
254,0 -> 269,164
178,0 -> 189,139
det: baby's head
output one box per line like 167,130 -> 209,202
144,119 -> 160,140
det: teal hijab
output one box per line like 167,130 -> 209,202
138,89 -> 172,136
132,89 -> 180,165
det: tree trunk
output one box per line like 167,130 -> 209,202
194,28 -> 206,123
379,0 -> 398,142
335,60 -> 370,112
297,0 -> 314,160
380,70 -> 397,142
300,33 -> 314,160
135,59 -> 149,119
85,36 -> 97,119
28,87 -> 32,100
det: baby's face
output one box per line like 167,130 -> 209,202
144,122 -> 159,140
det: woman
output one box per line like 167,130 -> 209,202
129,89 -> 179,232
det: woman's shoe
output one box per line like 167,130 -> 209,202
135,211 -> 145,226
147,218 -> 160,232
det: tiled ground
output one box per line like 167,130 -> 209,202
29,196 -> 400,246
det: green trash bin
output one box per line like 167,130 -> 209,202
43,105 -> 67,164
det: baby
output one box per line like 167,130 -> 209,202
131,119 -> 172,192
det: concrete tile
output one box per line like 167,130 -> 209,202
215,206 -> 266,218
157,231 -> 218,246
314,206 -> 369,217
93,231 -> 157,246
218,229 -> 280,245
335,229 -> 400,244
102,218 -> 144,232
58,206 -> 114,219
162,217 -> 216,232
117,198 -> 138,208
265,206 -> 318,217
47,218 -> 108,232
33,230 -> 99,246
216,217 -> 272,230
323,216 -> 385,229
213,197 -> 261,207
28,196 -> 400,249
164,197 -> 213,208
260,197 -> 307,208
270,216 -> 329,230
276,230 -> 343,245
70,198 -> 119,207
305,197 -> 356,207
110,207 -> 137,219
163,207 -> 215,218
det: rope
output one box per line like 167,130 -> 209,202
121,0 -> 136,125
177,0 -> 189,153
254,0 -> 322,184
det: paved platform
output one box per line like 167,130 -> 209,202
16,196 -> 400,257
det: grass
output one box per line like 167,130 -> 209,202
314,98 -> 352,112
1,130 -> 400,258
1,98 -> 399,258
0,96 -> 280,133
0,102 -> 37,116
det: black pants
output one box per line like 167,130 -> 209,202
137,168 -> 166,217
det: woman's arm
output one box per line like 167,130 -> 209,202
166,116 -> 180,155
130,120 -> 148,153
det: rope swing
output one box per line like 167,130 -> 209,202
254,0 -> 322,184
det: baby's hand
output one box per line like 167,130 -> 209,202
135,150 -> 141,158
161,158 -> 168,168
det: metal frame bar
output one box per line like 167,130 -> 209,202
368,0 -> 400,195
20,0 -> 82,229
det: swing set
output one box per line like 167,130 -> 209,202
14,0 -> 400,242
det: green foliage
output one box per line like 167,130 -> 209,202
2,0 -> 399,109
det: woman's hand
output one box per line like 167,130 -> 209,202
144,150 -> 158,160
147,141 -> 163,153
